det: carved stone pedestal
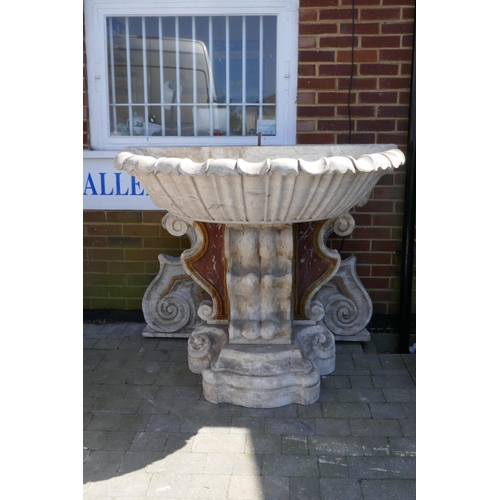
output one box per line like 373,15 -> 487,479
161,214 -> 342,408
113,144 -> 405,407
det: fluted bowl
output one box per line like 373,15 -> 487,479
114,145 -> 405,224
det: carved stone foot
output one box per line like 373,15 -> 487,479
187,323 -> 337,408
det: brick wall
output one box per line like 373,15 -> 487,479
298,0 -> 415,315
83,211 -> 191,311
83,1 -> 415,317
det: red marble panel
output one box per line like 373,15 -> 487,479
188,222 -> 227,319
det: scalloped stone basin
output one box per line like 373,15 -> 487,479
114,144 -> 405,408
114,144 -> 405,224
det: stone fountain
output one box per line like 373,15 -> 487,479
114,145 -> 404,407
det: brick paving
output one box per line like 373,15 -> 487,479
83,322 -> 416,499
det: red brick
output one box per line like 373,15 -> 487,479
399,91 -> 411,104
379,48 -> 413,61
336,239 -> 371,252
357,119 -> 396,131
336,105 -> 376,117
319,8 -> 358,21
297,120 -> 317,132
300,23 -> 339,35
88,248 -> 124,261
318,119 -> 351,131
382,0 -> 415,5
350,213 -> 371,226
354,200 -> 394,213
86,224 -> 123,236
402,34 -> 414,47
401,63 -> 413,75
381,21 -> 414,34
341,0 -> 381,5
360,8 -> 401,21
356,252 -> 392,265
359,277 -> 391,289
373,214 -> 403,226
83,260 -> 108,273
336,132 -> 376,143
358,92 -> 398,103
359,63 -> 399,75
369,290 -> 392,302
336,49 -> 378,63
142,211 -> 164,223
83,211 -> 106,223
107,211 -> 142,223
361,35 -> 401,48
84,236 -> 107,247
299,36 -> 317,49
371,240 -> 399,252
319,35 -> 358,48
297,92 -> 316,104
298,78 -> 338,90
379,77 -> 411,89
371,265 -> 400,277
317,92 -> 356,105
402,7 -> 415,19
353,227 -> 391,239
337,77 -> 378,89
124,249 -> 166,261
299,63 -> 316,76
319,64 -> 357,76
123,225 -> 159,236
300,0 -> 340,6
300,50 -> 337,63
376,132 -> 408,146
377,105 -> 409,118
340,22 -> 380,35
376,174 -> 395,186
300,8 -> 319,22
108,261 -> 145,273
297,132 -> 336,143
397,120 -> 409,132
394,172 -> 407,185
373,186 -> 405,200
298,105 -> 338,117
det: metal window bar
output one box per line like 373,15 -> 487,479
225,16 -> 230,135
208,16 -> 214,135
259,16 -> 264,121
159,17 -> 165,136
125,18 -> 133,136
175,17 -> 181,136
107,18 -> 118,134
192,17 -> 198,136
141,17 -> 149,136
242,17 -> 246,136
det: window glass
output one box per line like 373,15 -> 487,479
106,15 -> 277,138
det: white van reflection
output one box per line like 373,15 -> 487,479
110,36 -> 222,137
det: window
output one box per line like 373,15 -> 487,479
85,0 -> 298,150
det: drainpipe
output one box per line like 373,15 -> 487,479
397,27 -> 416,354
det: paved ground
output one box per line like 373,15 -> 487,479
83,322 -> 416,500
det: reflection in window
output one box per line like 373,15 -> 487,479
107,15 -> 277,138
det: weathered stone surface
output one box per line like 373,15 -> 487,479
114,145 -> 404,407
114,145 -> 405,224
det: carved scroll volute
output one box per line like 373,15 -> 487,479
297,218 -> 341,321
162,213 -> 220,321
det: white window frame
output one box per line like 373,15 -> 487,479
84,0 -> 299,150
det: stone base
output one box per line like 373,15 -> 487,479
202,344 -> 320,408
142,326 -> 190,338
187,323 -> 336,408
